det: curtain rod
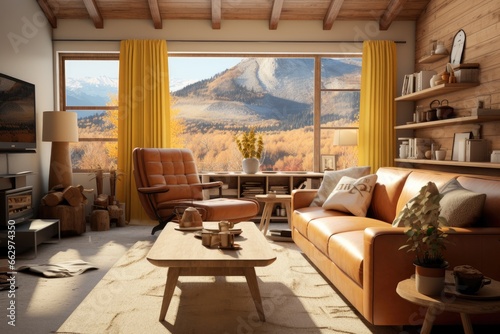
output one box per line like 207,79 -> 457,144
53,39 -> 406,44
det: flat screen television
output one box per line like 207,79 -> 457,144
0,73 -> 36,152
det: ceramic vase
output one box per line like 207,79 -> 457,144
414,262 -> 447,296
242,158 -> 260,174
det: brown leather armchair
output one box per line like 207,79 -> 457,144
133,147 -> 260,234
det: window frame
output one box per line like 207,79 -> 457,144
58,53 -> 119,172
59,53 -> 361,173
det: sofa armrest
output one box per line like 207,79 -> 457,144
362,226 -> 500,324
291,189 -> 318,210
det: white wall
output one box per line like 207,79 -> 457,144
0,0 -> 54,207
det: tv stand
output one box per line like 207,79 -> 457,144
1,219 -> 60,259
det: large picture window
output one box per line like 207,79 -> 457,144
60,53 -> 119,172
59,54 -> 360,172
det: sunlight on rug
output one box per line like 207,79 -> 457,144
56,239 -> 397,334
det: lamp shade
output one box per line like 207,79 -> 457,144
42,111 -> 79,142
333,129 -> 358,146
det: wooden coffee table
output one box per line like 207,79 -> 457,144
396,273 -> 500,334
147,221 -> 277,322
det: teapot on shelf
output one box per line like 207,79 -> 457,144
429,99 -> 454,120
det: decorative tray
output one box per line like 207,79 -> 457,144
198,228 -> 243,236
174,226 -> 203,231
218,243 -> 241,250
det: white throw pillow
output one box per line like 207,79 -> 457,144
439,179 -> 486,227
322,174 -> 378,216
310,166 -> 371,207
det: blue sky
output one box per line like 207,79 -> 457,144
65,57 -> 243,84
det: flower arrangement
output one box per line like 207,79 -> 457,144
235,128 -> 264,159
397,181 -> 453,267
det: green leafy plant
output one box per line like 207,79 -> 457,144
397,181 -> 454,267
235,128 -> 264,159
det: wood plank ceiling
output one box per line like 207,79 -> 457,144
36,0 -> 431,31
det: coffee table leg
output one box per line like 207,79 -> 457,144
420,306 -> 437,334
159,267 -> 180,321
460,313 -> 474,334
244,267 -> 266,322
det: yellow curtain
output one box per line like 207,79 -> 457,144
117,40 -> 171,224
358,40 -> 397,172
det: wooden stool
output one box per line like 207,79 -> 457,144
255,194 -> 292,235
90,210 -> 110,231
108,204 -> 125,227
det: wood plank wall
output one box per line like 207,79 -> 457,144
409,0 -> 500,175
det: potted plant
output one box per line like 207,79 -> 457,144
397,181 -> 454,295
235,128 -> 264,174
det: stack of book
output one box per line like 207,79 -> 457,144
269,185 -> 289,194
404,138 -> 432,159
401,70 -> 436,95
453,63 -> 479,83
470,108 -> 500,116
240,181 -> 264,198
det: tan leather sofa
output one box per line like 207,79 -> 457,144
291,167 -> 500,326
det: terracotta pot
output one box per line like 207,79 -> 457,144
414,261 -> 448,296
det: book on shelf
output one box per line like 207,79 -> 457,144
416,70 -> 436,91
470,108 -> 500,116
407,138 -> 432,159
269,185 -> 289,194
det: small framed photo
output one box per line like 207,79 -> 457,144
321,155 -> 336,172
452,132 -> 472,161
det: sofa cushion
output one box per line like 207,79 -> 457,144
368,167 -> 411,223
395,170 -> 459,214
292,207 -> 348,237
306,216 -> 389,257
457,176 -> 500,227
328,231 -> 365,286
322,174 -> 378,216
439,179 -> 486,227
309,166 -> 371,207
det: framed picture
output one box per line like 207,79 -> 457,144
452,132 -> 472,161
321,155 -> 336,172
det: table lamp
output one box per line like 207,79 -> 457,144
333,128 -> 358,169
333,128 -> 358,147
42,111 -> 79,190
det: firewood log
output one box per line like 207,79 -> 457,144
63,186 -> 84,207
41,192 -> 64,206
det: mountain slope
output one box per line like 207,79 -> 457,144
173,57 -> 360,130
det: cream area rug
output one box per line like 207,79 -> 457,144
57,239 -> 397,334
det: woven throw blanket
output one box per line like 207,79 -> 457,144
18,260 -> 98,278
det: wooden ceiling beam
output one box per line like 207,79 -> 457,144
379,0 -> 408,31
83,0 -> 104,29
269,0 -> 284,30
148,0 -> 162,29
36,0 -> 57,28
323,0 -> 344,30
212,0 -> 221,29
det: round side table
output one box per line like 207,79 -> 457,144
396,274 -> 500,334
254,194 -> 291,235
